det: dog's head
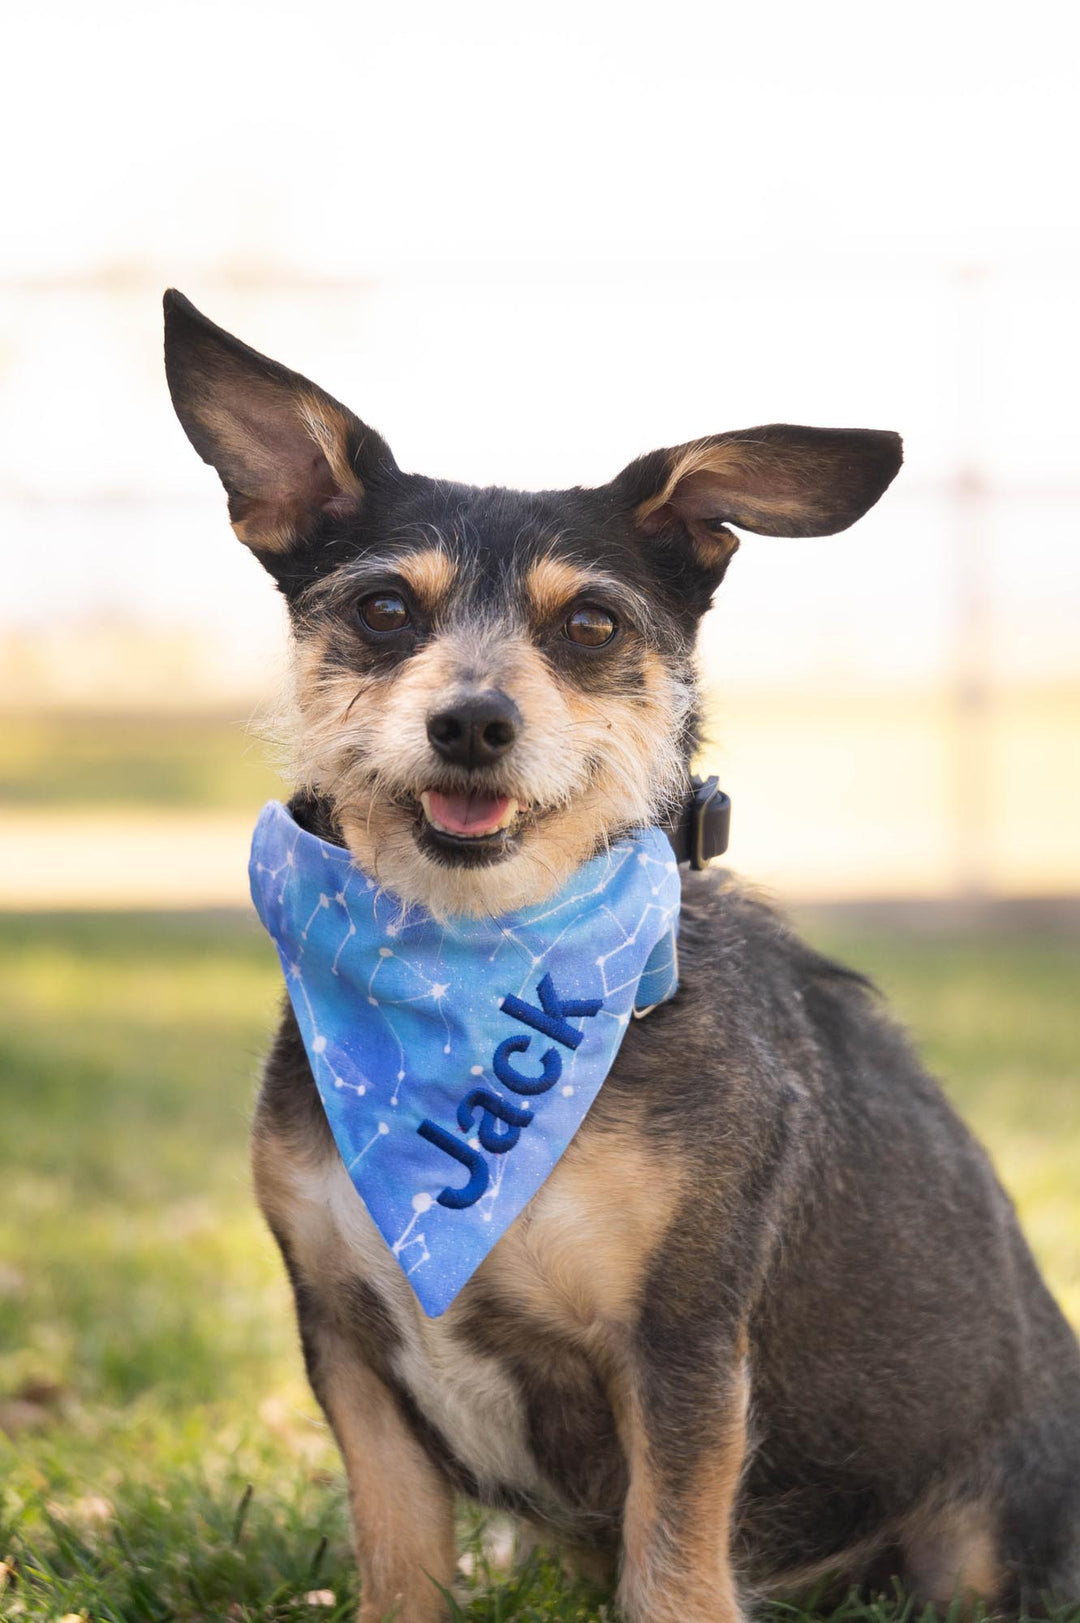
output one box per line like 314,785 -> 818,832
164,290 -> 901,917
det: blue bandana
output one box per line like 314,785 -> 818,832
249,801 -> 681,1317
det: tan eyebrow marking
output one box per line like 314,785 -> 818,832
395,547 -> 459,609
524,556 -> 605,621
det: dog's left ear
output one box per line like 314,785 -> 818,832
609,423 -> 903,583
163,289 -> 397,560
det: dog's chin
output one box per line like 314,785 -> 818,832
415,821 -> 523,869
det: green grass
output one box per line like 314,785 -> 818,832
0,910 -> 1077,1621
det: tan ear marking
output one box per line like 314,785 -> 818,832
296,392 -> 365,503
634,445 -> 743,571
222,395 -> 363,555
633,440 -> 744,531
229,510 -> 297,554
635,440 -> 807,530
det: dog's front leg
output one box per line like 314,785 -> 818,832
313,1330 -> 456,1623
611,1338 -> 749,1623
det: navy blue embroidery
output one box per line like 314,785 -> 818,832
417,1119 -> 490,1208
500,972 -> 603,1050
417,972 -> 602,1208
457,1089 -> 535,1154
493,1035 -> 562,1095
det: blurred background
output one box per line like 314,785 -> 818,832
1,5 -> 1077,1619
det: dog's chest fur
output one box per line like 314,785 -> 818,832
256,1065 -> 680,1520
284,1147 -> 545,1497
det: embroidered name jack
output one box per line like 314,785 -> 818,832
417,973 -> 603,1209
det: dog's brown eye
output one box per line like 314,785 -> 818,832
565,605 -> 617,647
359,592 -> 410,633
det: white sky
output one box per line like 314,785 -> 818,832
2,0 -> 1078,692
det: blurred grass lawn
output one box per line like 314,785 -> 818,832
0,716 -> 282,811
1,909 -> 1078,1622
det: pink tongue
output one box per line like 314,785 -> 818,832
426,790 -> 513,836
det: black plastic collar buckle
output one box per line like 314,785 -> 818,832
665,775 -> 732,870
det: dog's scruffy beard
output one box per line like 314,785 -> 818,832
279,627 -> 695,920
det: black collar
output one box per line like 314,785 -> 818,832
664,775 -> 731,870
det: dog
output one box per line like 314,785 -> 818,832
164,289 -> 1080,1623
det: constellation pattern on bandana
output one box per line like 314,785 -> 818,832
249,800 -> 681,1317
253,843 -> 457,1110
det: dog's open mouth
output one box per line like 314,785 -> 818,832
415,789 -> 526,867
420,790 -> 520,837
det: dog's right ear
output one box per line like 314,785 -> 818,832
163,290 -> 397,560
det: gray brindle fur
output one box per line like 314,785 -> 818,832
165,290 -> 1080,1623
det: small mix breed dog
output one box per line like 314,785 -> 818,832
165,290 -> 1080,1623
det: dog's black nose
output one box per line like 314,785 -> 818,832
427,692 -> 521,769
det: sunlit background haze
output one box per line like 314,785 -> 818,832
2,0 -> 1078,906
